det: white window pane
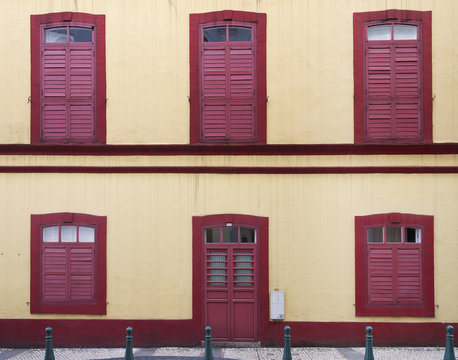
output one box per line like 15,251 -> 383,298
61,226 -> 77,242
368,25 -> 391,40
386,226 -> 402,243
405,227 -> 421,243
43,226 -> 59,242
393,24 -> 417,40
367,227 -> 383,243
79,226 -> 95,242
45,27 -> 67,42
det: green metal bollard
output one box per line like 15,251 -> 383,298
364,326 -> 375,360
124,327 -> 134,360
444,325 -> 456,360
282,326 -> 293,360
44,327 -> 55,360
204,326 -> 214,360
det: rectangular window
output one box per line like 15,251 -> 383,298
31,13 -> 106,144
190,11 -> 266,144
353,10 -> 432,144
355,213 -> 434,317
30,212 -> 107,314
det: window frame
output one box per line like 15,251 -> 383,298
189,10 -> 266,144
355,212 -> 434,317
30,212 -> 107,314
31,12 -> 106,144
353,9 -> 432,144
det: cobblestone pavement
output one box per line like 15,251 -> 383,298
0,346 -> 456,360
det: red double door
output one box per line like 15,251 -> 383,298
204,242 -> 258,342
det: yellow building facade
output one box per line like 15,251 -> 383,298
0,0 -> 457,346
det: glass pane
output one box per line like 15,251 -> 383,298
367,24 -> 391,40
79,226 -> 95,242
69,27 -> 93,42
240,228 -> 256,243
205,228 -> 221,243
203,26 -> 226,42
386,226 -> 402,243
208,252 -> 226,286
235,253 -> 253,286
367,227 -> 383,243
43,226 -> 59,242
223,226 -> 238,243
405,227 -> 421,243
393,24 -> 417,40
45,27 -> 67,42
61,226 -> 77,242
229,26 -> 252,41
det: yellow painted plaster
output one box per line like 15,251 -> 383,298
0,172 -> 457,322
0,0 -> 457,144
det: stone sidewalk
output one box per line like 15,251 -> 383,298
0,346 -> 455,360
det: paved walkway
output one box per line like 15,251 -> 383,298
0,346 -> 455,360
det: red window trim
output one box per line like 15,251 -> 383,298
189,10 -> 266,144
31,12 -> 106,144
192,214 -> 269,336
355,213 -> 434,317
353,9 -> 432,144
30,212 -> 107,314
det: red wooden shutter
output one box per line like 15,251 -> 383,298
367,247 -> 394,304
42,245 -> 67,302
396,247 -> 422,304
70,245 -> 95,302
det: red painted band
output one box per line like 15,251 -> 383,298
2,144 -> 458,156
0,319 -> 455,347
1,166 -> 458,174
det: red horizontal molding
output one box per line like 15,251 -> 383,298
1,166 -> 458,174
1,143 -> 458,156
0,319 -> 455,347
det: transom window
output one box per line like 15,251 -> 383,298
43,224 -> 95,243
45,26 -> 93,43
205,226 -> 256,243
367,225 -> 421,243
367,24 -> 418,41
203,25 -> 252,42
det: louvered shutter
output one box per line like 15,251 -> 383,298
42,245 -> 67,302
70,246 -> 95,302
228,46 -> 255,140
367,247 -> 394,304
201,46 -> 228,140
394,45 -> 421,140
396,247 -> 422,304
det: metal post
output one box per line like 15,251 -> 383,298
204,326 -> 214,360
282,326 -> 293,360
444,325 -> 456,360
44,327 -> 55,360
124,327 -> 134,360
364,326 -> 374,360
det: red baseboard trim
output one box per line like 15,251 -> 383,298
1,143 -> 458,156
1,166 -> 458,174
0,319 -> 454,347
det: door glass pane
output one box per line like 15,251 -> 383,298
69,27 -> 93,42
367,227 -> 383,243
204,27 -> 226,42
229,26 -> 252,41
405,227 -> 421,243
208,252 -> 227,286
205,228 -> 221,243
367,25 -> 391,40
240,228 -> 256,243
223,226 -> 238,243
79,226 -> 95,242
386,226 -> 402,243
43,226 -> 59,242
61,226 -> 77,242
393,24 -> 417,40
234,253 -> 253,287
45,27 -> 67,42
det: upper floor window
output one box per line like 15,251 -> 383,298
353,10 -> 432,144
355,212 -> 434,317
190,10 -> 266,144
30,212 -> 107,314
31,12 -> 106,144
